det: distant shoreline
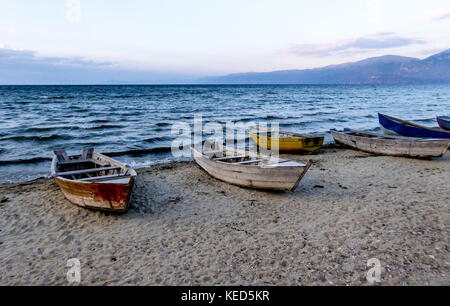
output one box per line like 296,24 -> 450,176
1,83 -> 449,86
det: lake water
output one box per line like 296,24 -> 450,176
0,84 -> 448,183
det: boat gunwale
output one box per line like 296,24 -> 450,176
437,116 -> 450,123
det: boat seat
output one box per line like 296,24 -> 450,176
58,159 -> 95,166
79,174 -> 128,182
213,155 -> 247,161
57,166 -> 121,177
233,159 -> 262,165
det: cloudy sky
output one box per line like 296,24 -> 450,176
0,0 -> 449,83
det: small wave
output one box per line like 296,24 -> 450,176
321,118 -> 347,123
86,124 -> 125,130
23,126 -> 81,133
105,147 -> 172,157
113,95 -> 134,98
89,119 -> 110,123
260,115 -> 291,120
279,121 -> 314,127
0,157 -> 52,166
229,117 -> 277,123
414,118 -> 435,123
0,134 -> 73,142
144,136 -> 172,143
46,96 -> 75,100
155,122 -> 171,127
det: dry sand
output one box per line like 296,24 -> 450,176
0,147 -> 449,286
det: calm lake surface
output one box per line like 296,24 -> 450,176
0,84 -> 449,183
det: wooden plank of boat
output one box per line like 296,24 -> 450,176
437,116 -> 450,131
331,130 -> 450,158
56,166 -> 121,177
79,174 -> 128,182
248,126 -> 324,154
51,148 -> 137,212
191,146 -> 312,191
379,113 -> 450,139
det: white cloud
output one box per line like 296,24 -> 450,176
66,0 -> 81,23
284,33 -> 425,57
425,8 -> 450,21
0,43 -> 4,49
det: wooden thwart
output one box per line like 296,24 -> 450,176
213,155 -> 247,161
58,159 -> 94,166
79,174 -> 127,182
56,166 -> 121,177
233,159 -> 262,165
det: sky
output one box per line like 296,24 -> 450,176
0,0 -> 449,83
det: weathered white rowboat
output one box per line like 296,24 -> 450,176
51,148 -> 136,212
331,130 -> 450,158
191,145 -> 312,191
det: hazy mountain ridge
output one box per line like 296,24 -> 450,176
200,49 -> 450,84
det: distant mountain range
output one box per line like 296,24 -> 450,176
200,49 -> 450,85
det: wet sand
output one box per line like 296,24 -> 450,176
0,148 -> 449,285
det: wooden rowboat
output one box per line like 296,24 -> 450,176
437,116 -> 450,131
248,126 -> 324,154
379,113 -> 450,139
331,130 -> 450,158
191,145 -> 312,191
51,148 -> 136,212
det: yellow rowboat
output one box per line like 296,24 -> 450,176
248,127 -> 325,154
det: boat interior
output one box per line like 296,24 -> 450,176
200,148 -> 307,167
345,130 -> 394,139
54,148 -> 130,182
203,150 -> 264,165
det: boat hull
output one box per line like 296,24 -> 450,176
332,131 -> 450,158
55,177 -> 135,212
192,148 -> 311,191
379,113 -> 450,139
248,132 -> 324,154
51,151 -> 137,213
437,116 -> 450,131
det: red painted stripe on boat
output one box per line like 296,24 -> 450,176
438,117 -> 450,123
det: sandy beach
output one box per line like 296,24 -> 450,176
0,147 -> 449,286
